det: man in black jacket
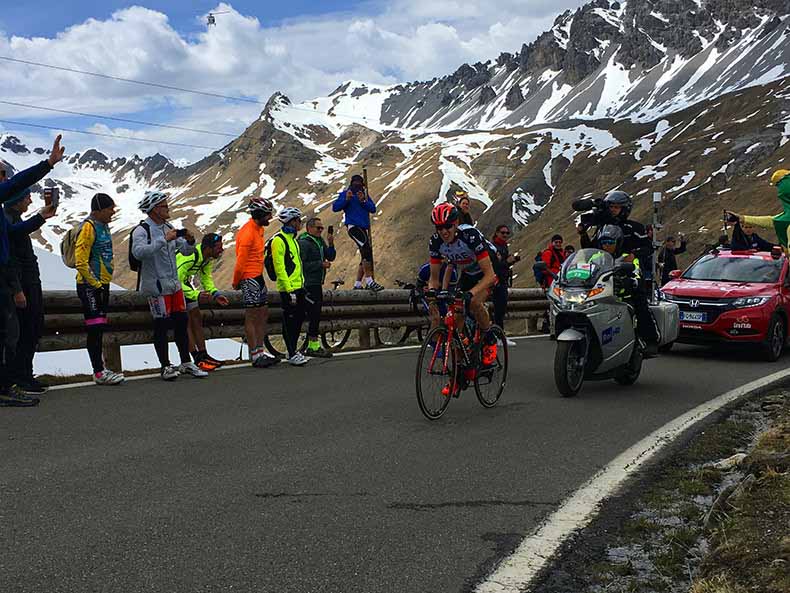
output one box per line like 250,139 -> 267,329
297,217 -> 336,358
4,189 -> 57,395
658,234 -> 687,286
576,191 -> 651,263
491,225 -> 518,345
0,134 -> 65,407
731,222 -> 775,251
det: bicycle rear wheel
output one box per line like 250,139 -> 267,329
374,326 -> 408,347
474,325 -> 508,408
415,326 -> 457,420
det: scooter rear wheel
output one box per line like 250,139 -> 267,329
554,340 -> 585,397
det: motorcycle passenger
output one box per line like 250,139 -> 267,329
578,191 -> 651,263
596,225 -> 660,356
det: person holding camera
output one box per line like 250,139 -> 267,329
657,233 -> 687,286
4,185 -> 58,396
491,225 -> 518,345
177,232 -> 230,371
297,217 -> 336,358
332,174 -> 382,292
131,191 -> 208,381
0,134 -> 65,406
575,191 -> 651,262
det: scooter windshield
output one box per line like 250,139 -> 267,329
559,248 -> 614,287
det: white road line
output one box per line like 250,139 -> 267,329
475,368 -> 790,593
48,334 -> 549,391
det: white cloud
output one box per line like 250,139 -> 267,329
0,1 -> 586,161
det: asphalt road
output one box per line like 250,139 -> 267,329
1,339 -> 787,593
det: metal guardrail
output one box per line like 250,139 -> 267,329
40,288 -> 549,370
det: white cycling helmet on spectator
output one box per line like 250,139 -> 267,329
249,196 -> 274,214
138,190 -> 168,213
277,206 -> 302,224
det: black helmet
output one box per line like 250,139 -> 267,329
598,224 -> 624,253
603,190 -> 632,219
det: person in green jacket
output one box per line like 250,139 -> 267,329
176,233 -> 229,369
297,217 -> 337,358
727,169 -> 790,251
271,207 -> 308,366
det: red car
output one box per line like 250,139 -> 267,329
659,248 -> 788,361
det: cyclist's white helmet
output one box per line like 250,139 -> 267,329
278,206 -> 302,224
138,190 -> 168,213
249,197 -> 274,214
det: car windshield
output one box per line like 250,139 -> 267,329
560,248 -> 614,287
683,254 -> 782,283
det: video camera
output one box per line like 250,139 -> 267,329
572,197 -> 607,228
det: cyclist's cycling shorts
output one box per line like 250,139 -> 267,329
347,225 -> 373,263
239,276 -> 268,308
458,271 -> 497,295
148,290 -> 187,319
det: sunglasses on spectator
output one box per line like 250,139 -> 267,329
435,223 -> 454,231
314,226 -> 325,231
498,230 -> 511,235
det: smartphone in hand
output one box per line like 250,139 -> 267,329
328,225 -> 334,235
176,228 -> 187,238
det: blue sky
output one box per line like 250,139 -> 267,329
0,0 -> 583,162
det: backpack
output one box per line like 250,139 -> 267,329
128,221 -> 151,273
263,232 -> 292,282
60,219 -> 94,269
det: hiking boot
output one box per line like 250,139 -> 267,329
161,365 -> 179,381
0,385 -> 40,407
94,370 -> 124,386
178,362 -> 209,378
366,280 -> 384,292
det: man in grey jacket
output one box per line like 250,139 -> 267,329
131,190 -> 208,381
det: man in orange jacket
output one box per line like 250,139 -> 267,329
233,197 -> 278,368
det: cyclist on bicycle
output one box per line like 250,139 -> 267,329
427,203 -> 498,367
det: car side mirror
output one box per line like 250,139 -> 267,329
615,262 -> 636,275
669,269 -> 682,279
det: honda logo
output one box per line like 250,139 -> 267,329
689,299 -> 701,308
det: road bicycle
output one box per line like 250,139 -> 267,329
415,291 -> 508,420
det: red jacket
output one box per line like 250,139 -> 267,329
540,246 -> 565,287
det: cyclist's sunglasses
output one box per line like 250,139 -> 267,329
435,223 -> 455,231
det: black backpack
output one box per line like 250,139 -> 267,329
263,232 -> 293,282
128,221 -> 151,273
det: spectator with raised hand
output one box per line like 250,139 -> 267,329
297,217 -> 336,358
177,232 -> 229,371
332,174 -> 382,292
131,191 -> 208,381
233,197 -> 278,368
72,193 -> 124,386
0,133 -> 65,407
270,207 -> 308,366
4,184 -> 58,396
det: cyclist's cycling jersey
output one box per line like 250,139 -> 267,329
429,227 -> 495,277
416,262 -> 458,290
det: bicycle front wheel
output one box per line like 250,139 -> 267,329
474,325 -> 508,408
415,326 -> 457,420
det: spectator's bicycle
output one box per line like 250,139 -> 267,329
415,291 -> 508,420
264,279 -> 351,357
374,279 -> 428,346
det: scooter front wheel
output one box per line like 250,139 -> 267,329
554,340 -> 585,397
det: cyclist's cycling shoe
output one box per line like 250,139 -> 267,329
441,381 -> 461,398
203,354 -> 225,367
481,343 -> 498,368
197,360 -> 218,372
367,280 -> 385,292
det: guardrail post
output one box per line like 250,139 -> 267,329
104,338 -> 123,373
358,325 -> 371,349
526,316 -> 539,335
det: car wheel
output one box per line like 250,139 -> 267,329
762,314 -> 785,362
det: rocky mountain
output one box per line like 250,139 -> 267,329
1,0 -> 789,290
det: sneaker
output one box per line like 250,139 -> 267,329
353,284 -> 365,290
17,379 -> 48,396
94,370 -> 124,386
0,386 -> 39,407
252,354 -> 280,368
481,343 -> 498,367
506,338 -> 517,347
178,362 -> 209,378
197,360 -> 219,372
286,352 -> 309,366
306,346 -> 333,358
366,280 -> 385,292
161,365 -> 179,381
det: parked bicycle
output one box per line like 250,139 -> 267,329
374,279 -> 428,346
415,290 -> 508,420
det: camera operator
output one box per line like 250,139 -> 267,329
574,191 -> 651,263
491,225 -> 518,345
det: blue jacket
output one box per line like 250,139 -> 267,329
332,189 -> 376,229
0,161 -> 52,286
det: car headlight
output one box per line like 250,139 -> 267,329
732,296 -> 770,308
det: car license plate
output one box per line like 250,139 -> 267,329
680,311 -> 707,323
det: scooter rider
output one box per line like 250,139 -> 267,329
576,191 -> 651,264
596,225 -> 660,356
